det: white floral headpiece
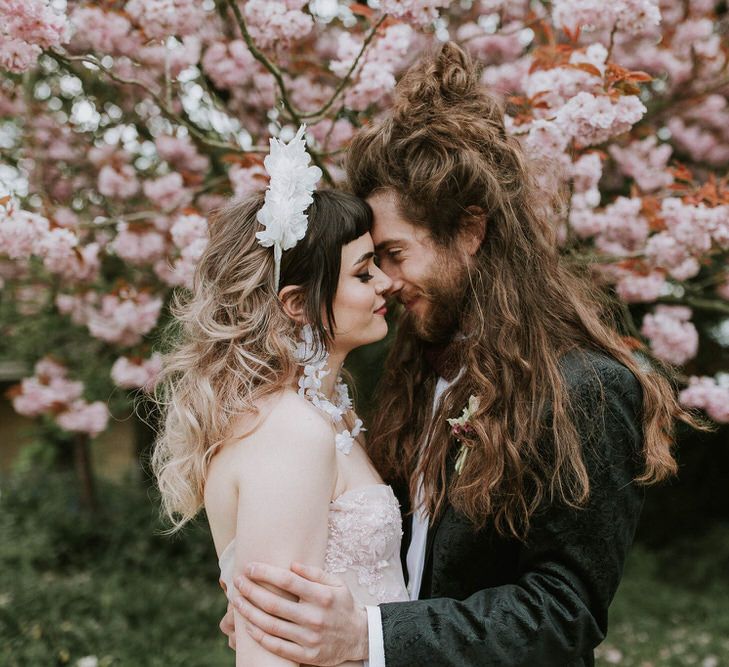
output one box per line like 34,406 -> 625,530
255,125 -> 322,288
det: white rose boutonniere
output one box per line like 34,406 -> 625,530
447,395 -> 480,475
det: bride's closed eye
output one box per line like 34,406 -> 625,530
357,272 -> 374,283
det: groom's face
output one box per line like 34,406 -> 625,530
368,190 -> 467,342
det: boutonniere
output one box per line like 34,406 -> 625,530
447,395 -> 479,475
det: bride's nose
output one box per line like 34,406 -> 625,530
373,265 -> 393,294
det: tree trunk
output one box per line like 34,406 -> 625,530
73,433 -> 97,512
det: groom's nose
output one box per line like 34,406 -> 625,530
384,274 -> 404,298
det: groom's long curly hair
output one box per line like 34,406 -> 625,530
348,42 -> 694,538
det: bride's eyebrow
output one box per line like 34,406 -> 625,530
354,251 -> 375,266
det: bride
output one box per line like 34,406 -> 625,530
152,127 -> 408,666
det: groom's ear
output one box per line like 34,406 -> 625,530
279,285 -> 307,324
458,206 -> 487,257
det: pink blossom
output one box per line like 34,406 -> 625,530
556,93 -> 646,147
0,37 -> 41,73
11,357 -> 84,417
0,0 -> 69,72
68,6 -> 134,55
86,292 -> 164,347
56,399 -> 109,436
228,164 -> 269,200
667,117 -> 729,166
641,305 -> 699,365
111,353 -> 163,391
309,118 -> 355,151
598,197 -> 650,252
137,35 -> 201,79
56,292 -> 95,326
38,227 -> 77,273
155,134 -> 209,173
202,40 -> 256,90
615,270 -> 667,303
143,172 -> 193,212
551,0 -> 660,36
525,44 -> 606,113
124,0 -> 207,39
333,24 -> 415,111
456,21 -> 525,65
0,204 -> 49,259
378,0 -> 449,26
52,207 -> 80,229
569,204 -> 603,239
111,224 -> 167,265
522,118 -> 570,165
570,152 -> 603,195
170,212 -> 208,249
660,198 -> 715,254
609,136 -> 673,192
98,164 -> 140,199
679,376 -> 729,422
35,357 -> 67,380
645,232 -> 700,280
243,0 -> 313,49
480,58 -> 531,94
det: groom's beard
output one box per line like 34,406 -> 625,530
407,255 -> 470,344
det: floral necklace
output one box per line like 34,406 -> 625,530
295,326 -> 363,455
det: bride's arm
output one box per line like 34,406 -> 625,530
229,400 -> 337,667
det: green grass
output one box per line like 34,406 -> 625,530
1,470 -> 728,666
596,529 -> 729,667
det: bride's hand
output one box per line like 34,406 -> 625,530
231,561 -> 369,666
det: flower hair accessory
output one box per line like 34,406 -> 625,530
447,395 -> 480,475
255,125 -> 322,287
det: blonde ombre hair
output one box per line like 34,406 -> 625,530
152,190 -> 373,530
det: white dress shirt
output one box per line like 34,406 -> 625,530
365,376 -> 455,666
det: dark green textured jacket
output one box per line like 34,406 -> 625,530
379,350 -> 645,666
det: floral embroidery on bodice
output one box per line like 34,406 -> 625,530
325,484 -> 408,604
218,484 -> 408,606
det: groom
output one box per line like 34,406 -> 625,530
225,43 -> 682,665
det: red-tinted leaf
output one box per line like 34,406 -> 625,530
626,70 -> 652,82
350,3 -> 374,18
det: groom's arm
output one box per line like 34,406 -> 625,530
378,361 -> 645,666
230,360 -> 645,666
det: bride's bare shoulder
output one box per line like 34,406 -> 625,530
213,390 -> 335,465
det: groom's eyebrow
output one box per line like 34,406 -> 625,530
354,251 -> 375,265
374,239 -> 404,252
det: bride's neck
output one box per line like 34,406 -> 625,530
318,349 -> 346,399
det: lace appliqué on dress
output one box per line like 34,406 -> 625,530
324,486 -> 406,604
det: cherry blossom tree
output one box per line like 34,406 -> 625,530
1,0 -> 728,498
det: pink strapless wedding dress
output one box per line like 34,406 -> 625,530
219,483 -> 409,609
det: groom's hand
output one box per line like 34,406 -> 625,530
231,561 -> 369,666
218,580 -> 236,650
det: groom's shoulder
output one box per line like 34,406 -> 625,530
558,347 -> 641,402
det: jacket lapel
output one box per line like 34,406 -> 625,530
419,445 -> 459,598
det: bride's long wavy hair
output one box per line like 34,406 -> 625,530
152,190 -> 372,531
349,42 -> 695,538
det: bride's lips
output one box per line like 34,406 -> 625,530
374,303 -> 388,316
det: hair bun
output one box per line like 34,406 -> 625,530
393,42 -> 480,120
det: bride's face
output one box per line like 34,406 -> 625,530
329,232 -> 392,354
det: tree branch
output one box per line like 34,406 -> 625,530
656,295 -> 729,317
299,15 -> 387,121
49,51 -> 267,155
223,0 -> 334,185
